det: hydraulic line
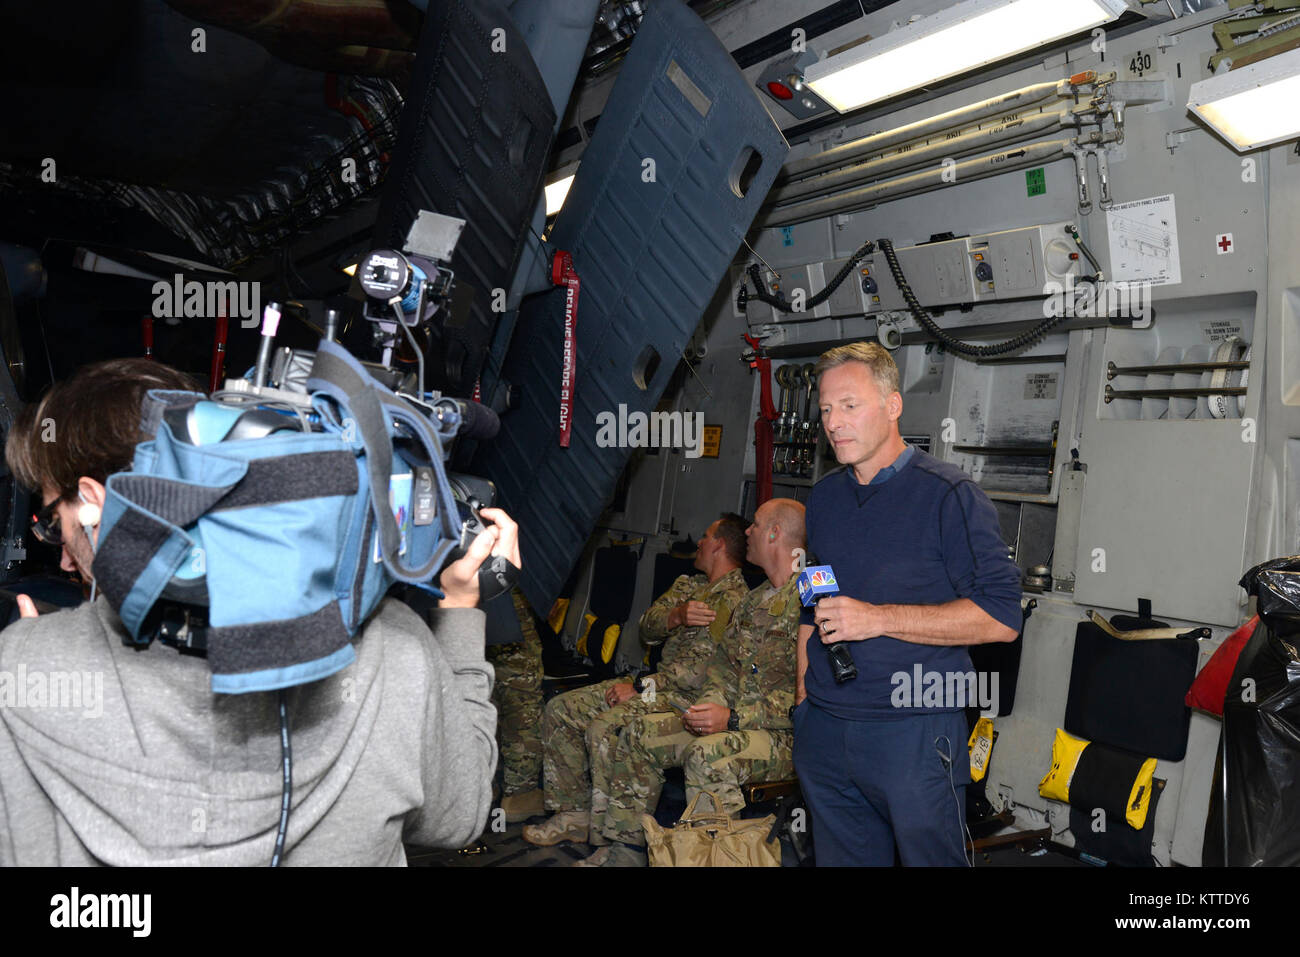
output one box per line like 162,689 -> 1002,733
769,107 -> 1077,206
742,239 -> 876,314
779,78 -> 1074,182
876,238 -> 1069,359
764,138 -> 1075,228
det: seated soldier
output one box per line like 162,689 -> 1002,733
580,498 -> 805,867
522,514 -> 750,846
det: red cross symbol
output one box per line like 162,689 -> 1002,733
1217,234 -> 1234,253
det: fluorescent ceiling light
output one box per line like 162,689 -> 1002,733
1188,47 -> 1300,152
544,173 -> 577,216
804,0 -> 1127,113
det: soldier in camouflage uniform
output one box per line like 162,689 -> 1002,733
588,498 -> 805,864
523,515 -> 751,847
487,588 -> 545,821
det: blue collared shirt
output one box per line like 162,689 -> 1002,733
866,444 -> 914,486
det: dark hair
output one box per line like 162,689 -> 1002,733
714,512 -> 748,565
6,358 -> 200,496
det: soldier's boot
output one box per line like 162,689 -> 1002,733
574,844 -> 646,868
522,810 -> 590,846
500,788 -> 545,823
571,846 -> 612,867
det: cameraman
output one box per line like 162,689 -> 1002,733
0,358 -> 515,865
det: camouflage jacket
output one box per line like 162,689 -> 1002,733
696,574 -> 800,732
638,568 -> 749,697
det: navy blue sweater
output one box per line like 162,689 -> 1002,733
800,447 -> 1023,719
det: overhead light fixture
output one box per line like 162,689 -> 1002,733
804,0 -> 1128,113
544,172 -> 577,217
1188,47 -> 1300,152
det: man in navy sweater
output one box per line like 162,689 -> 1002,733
794,341 -> 1022,866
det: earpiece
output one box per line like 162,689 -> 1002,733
768,532 -> 776,542
77,491 -> 100,531
76,490 -> 101,599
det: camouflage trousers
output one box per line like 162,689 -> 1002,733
598,710 -> 795,847
541,679 -> 674,816
486,623 -> 544,797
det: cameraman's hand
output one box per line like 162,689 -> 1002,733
16,595 -> 38,619
438,507 -> 521,609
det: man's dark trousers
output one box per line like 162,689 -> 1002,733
794,701 -> 970,866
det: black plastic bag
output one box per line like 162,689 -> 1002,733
1204,556 -> 1300,865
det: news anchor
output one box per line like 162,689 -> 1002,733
793,342 -> 1022,866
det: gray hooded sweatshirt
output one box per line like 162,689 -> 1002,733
0,596 -> 496,865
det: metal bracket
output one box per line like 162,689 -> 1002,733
1093,147 -> 1114,210
1106,78 -> 1171,106
1070,147 -> 1092,214
1165,127 -> 1198,152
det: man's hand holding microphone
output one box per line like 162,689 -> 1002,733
798,561 -> 867,684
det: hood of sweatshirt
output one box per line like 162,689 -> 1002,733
0,595 -> 474,865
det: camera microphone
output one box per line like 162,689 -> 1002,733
433,397 -> 500,441
796,561 -> 858,684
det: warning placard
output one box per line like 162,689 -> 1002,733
700,425 -> 722,458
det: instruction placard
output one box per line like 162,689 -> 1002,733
1201,320 -> 1243,343
1106,194 -> 1182,287
1024,372 -> 1059,401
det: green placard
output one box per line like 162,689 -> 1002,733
1026,168 -> 1046,197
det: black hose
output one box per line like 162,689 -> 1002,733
876,238 -> 1071,359
742,239 -> 876,313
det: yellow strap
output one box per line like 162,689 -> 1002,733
600,623 -> 622,663
969,716 -> 995,783
576,612 -> 597,656
548,597 -> 570,634
1088,610 -> 1192,642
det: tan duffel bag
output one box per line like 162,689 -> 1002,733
641,791 -> 780,867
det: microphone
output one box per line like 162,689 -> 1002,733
253,302 -> 282,391
432,397 -> 500,441
797,562 -> 858,684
